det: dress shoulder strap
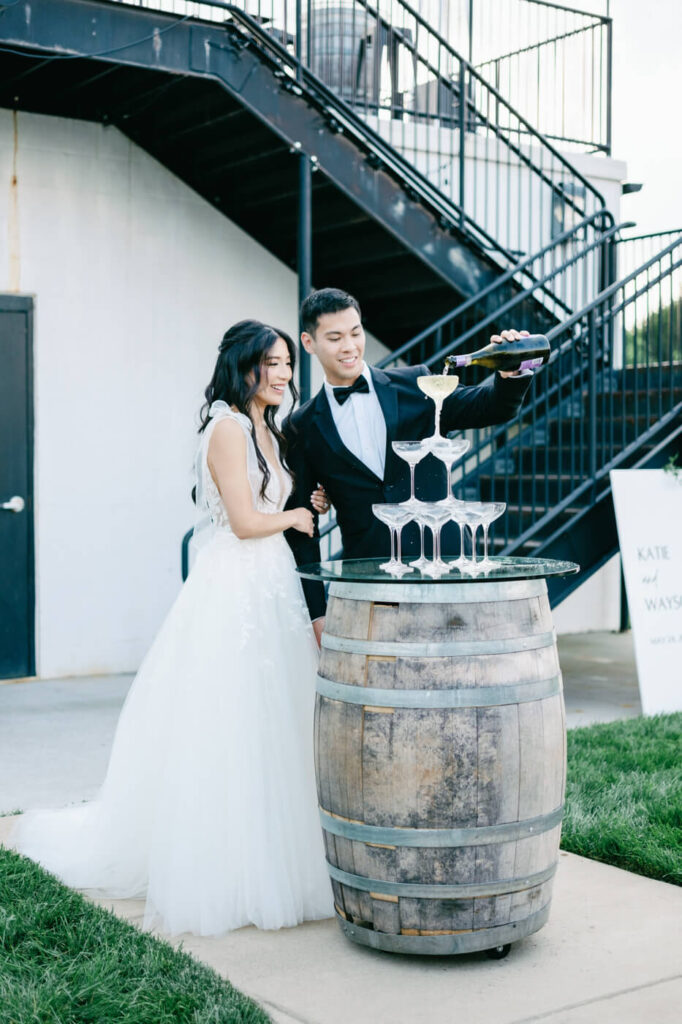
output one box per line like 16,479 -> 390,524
205,401 -> 252,439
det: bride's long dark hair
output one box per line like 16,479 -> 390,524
199,319 -> 299,502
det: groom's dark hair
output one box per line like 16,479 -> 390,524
300,288 -> 361,336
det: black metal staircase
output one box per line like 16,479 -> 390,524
0,0 -> 611,346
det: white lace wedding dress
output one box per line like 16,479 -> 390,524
15,402 -> 333,935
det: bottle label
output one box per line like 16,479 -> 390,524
519,357 -> 545,371
450,355 -> 472,368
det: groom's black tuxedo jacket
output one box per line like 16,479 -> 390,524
283,365 -> 532,619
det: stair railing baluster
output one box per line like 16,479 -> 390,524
588,307 -> 598,503
657,264 -> 663,423
458,59 -> 466,226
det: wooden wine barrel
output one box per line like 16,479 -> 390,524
315,577 -> 565,955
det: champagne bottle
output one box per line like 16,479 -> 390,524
444,334 -> 550,373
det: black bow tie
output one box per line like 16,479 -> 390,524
332,376 -> 370,406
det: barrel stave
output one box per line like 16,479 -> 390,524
319,645 -> 561,690
371,898 -> 401,935
319,649 -> 367,685
325,597 -> 373,640
476,703 -> 522,826
367,596 -> 552,643
542,693 -> 567,806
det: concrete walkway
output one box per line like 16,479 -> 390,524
1,813 -> 680,1024
3,631 -> 679,1023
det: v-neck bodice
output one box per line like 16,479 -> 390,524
197,402 -> 292,537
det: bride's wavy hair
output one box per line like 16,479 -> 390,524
198,319 -> 298,502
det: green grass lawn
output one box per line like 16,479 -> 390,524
0,848 -> 270,1024
562,712 -> 682,885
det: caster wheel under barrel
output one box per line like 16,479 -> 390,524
485,943 -> 512,960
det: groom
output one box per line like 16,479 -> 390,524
283,288 -> 533,643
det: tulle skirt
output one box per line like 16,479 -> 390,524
15,529 -> 334,935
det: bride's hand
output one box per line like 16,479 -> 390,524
310,485 -> 331,514
290,507 -> 315,536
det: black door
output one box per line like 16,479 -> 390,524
0,296 -> 34,678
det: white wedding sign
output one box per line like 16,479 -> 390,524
610,468 -> 682,715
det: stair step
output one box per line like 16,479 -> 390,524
617,364 -> 682,388
548,414 -> 673,445
595,388 -> 682,414
478,475 -> 583,505
489,535 -> 541,552
482,505 -> 583,538
506,443 -> 659,473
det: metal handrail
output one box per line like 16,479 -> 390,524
469,0 -> 612,153
225,1 -> 611,329
453,234 -> 682,551
109,0 -> 613,155
546,237 -> 682,337
353,0 -> 607,210
223,7 -> 516,264
109,2 -> 611,269
377,209 -> 620,369
421,220 -> 627,364
462,237 -> 682,449
615,229 -> 682,243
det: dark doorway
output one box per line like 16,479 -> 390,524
0,295 -> 34,678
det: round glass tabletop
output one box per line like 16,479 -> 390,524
297,556 -> 580,584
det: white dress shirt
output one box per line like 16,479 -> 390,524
324,363 -> 387,479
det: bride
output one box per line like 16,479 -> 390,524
15,319 -> 334,936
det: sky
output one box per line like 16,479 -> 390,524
610,0 -> 682,235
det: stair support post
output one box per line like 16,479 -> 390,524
588,307 -> 598,503
458,60 -> 466,228
295,0 -> 313,404
298,152 -> 313,403
605,17 -> 613,157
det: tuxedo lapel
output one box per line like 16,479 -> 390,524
311,386 -> 382,482
370,366 -> 399,472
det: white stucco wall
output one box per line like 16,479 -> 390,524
553,554 -> 622,635
0,109 -> 307,677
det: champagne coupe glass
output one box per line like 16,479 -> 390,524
392,440 -> 430,572
465,501 -> 506,569
417,373 -> 459,438
429,437 -> 470,504
451,503 -> 487,572
392,440 -> 430,507
409,505 -> 432,573
372,504 -> 415,576
419,502 -> 453,577
449,501 -> 472,571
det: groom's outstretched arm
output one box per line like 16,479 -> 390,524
282,413 -> 327,623
440,371 -> 532,433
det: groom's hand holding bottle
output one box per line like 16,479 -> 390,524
490,329 -> 531,377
